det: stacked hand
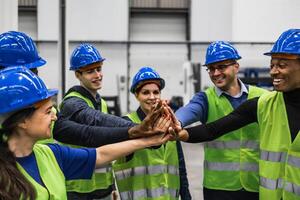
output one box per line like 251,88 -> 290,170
128,100 -> 171,138
128,99 -> 189,142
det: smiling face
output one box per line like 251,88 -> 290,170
76,62 -> 103,96
22,99 -> 57,140
206,60 -> 239,91
270,57 -> 300,92
135,83 -> 161,114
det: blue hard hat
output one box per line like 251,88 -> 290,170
264,29 -> 300,56
0,31 -> 46,69
70,43 -> 105,71
0,66 -> 57,115
130,67 -> 165,94
204,41 -> 241,66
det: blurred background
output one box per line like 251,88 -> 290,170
1,0 -> 300,198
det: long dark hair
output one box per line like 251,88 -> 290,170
0,108 -> 36,200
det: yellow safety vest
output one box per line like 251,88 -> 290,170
17,144 -> 66,200
204,85 -> 267,191
258,91 -> 300,200
113,111 -> 180,200
60,91 -> 113,193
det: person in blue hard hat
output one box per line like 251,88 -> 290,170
0,31 -> 150,147
0,31 -> 46,75
0,66 -> 172,200
58,43 -> 121,199
113,66 -> 191,200
172,29 -> 300,200
58,44 -> 170,199
175,41 -> 269,200
0,31 -> 170,199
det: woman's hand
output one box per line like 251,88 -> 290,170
142,132 -> 173,147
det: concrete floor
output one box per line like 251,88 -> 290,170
181,142 -> 204,200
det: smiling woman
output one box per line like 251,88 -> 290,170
0,66 -> 58,200
113,66 -> 191,200
22,99 -> 57,141
0,66 -> 172,200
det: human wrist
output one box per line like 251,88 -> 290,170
128,125 -> 139,138
179,129 -> 189,141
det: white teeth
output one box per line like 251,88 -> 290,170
273,78 -> 283,86
214,77 -> 223,81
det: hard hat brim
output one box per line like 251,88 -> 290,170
0,88 -> 58,115
25,58 -> 47,69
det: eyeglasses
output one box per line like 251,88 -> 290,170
206,62 -> 236,74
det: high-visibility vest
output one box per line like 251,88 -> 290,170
204,86 -> 267,191
17,144 -> 67,200
60,91 -> 113,193
258,91 -> 300,200
113,111 -> 180,200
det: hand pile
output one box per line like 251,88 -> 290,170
128,99 -> 188,142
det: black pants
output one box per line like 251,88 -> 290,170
203,187 -> 259,200
67,185 -> 113,200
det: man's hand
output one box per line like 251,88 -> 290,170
128,100 -> 169,138
168,127 -> 189,141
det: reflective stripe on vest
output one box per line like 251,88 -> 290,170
258,92 -> 300,199
113,111 -> 180,200
260,177 -> 284,190
95,166 -> 113,173
18,144 -> 67,199
287,155 -> 300,168
119,187 -> 179,200
204,161 -> 258,172
204,86 -> 266,192
260,177 -> 300,195
206,140 -> 259,149
261,150 -> 287,162
284,181 -> 300,196
60,91 -> 113,193
115,165 -> 179,181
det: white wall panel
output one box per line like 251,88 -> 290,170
234,44 -> 273,68
233,0 -> 300,42
0,0 -> 18,33
38,0 -> 59,40
130,13 -> 186,41
18,11 -> 37,39
191,0 -> 233,41
37,42 -> 60,96
191,0 -> 300,42
67,0 -> 128,41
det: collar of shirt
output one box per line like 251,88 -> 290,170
215,79 -> 248,98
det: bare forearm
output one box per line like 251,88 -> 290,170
95,139 -> 150,167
